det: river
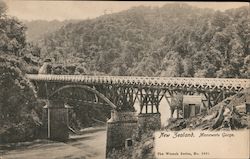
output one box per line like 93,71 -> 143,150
0,128 -> 107,159
0,99 -> 172,159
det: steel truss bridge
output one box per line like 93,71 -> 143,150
27,74 -> 250,113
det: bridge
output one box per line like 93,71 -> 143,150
27,74 -> 249,111
26,74 -> 250,156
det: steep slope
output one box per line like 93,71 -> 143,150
23,20 -> 79,42
36,3 -> 249,78
165,89 -> 250,131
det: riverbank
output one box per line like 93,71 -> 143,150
0,127 -> 106,159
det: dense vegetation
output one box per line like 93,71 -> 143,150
36,3 -> 250,78
1,1 -> 249,144
0,0 -> 43,143
24,20 -> 79,42
0,1 -> 109,144
0,56 -> 44,143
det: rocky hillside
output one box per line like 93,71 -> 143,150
165,89 -> 250,131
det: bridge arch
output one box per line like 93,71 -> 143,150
48,85 -> 117,110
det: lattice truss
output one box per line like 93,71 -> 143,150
27,74 -> 250,112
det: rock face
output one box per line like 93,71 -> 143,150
165,89 -> 250,131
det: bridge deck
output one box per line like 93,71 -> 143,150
26,74 -> 250,91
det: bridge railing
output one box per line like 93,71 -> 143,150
26,74 -> 250,90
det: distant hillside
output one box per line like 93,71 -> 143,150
23,20 -> 79,42
35,3 -> 250,78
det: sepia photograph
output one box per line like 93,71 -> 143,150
0,1 -> 249,159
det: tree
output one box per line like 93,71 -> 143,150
0,0 -> 7,16
0,56 -> 42,143
182,58 -> 194,77
33,3 -> 249,78
0,2 -> 26,56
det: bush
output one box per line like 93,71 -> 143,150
0,57 -> 43,143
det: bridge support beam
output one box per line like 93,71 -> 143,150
106,110 -> 137,157
137,88 -> 162,132
44,100 -> 69,141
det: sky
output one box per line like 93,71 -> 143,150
4,1 -> 249,21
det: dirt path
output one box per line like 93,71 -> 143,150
0,128 -> 107,159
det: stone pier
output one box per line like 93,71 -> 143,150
43,100 -> 69,141
138,113 -> 161,132
106,110 -> 138,156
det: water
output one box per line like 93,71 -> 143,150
133,98 -> 173,126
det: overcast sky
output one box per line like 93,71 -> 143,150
4,1 -> 249,21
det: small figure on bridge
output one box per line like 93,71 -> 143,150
38,58 -> 52,74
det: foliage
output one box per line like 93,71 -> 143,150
0,1 -> 43,143
23,20 -> 79,42
0,0 -> 40,70
34,3 -> 250,78
0,6 -> 26,56
67,101 -> 111,129
0,56 -> 43,143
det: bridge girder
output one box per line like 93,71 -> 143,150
27,74 -> 249,112
27,74 -> 249,92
